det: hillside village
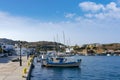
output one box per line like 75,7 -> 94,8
0,38 -> 120,56
73,43 -> 120,56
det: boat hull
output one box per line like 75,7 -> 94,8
42,61 -> 81,67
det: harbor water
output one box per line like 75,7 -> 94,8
31,56 -> 120,80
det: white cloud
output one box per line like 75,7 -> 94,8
0,10 -> 120,45
65,13 -> 75,18
0,11 -> 81,44
79,1 -> 104,12
0,11 -> 52,41
84,14 -> 94,18
79,2 -> 120,20
106,2 -> 119,11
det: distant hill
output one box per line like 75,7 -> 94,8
0,38 -> 17,45
0,38 -> 120,51
101,43 -> 120,50
0,38 -> 29,45
0,38 -> 64,47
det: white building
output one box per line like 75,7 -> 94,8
1,44 -> 14,51
14,44 -> 29,56
66,48 -> 73,53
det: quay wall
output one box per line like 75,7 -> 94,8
26,56 -> 34,80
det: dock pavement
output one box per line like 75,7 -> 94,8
0,56 -> 29,80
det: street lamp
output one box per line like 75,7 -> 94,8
26,45 -> 29,60
19,41 -> 22,66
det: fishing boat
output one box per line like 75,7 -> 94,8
41,52 -> 81,67
41,32 -> 82,67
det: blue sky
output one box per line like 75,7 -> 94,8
0,0 -> 120,45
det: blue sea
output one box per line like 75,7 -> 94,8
31,56 -> 120,80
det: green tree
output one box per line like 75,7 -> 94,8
73,44 -> 80,51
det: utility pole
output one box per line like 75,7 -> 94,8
19,41 -> 22,66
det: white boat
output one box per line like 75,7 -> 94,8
41,52 -> 81,67
107,54 -> 111,56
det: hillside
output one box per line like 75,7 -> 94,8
101,43 -> 120,50
0,38 -> 120,52
0,38 -> 64,48
0,38 -> 17,45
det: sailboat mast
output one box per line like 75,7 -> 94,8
53,36 -> 56,52
63,31 -> 65,45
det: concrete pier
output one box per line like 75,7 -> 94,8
0,56 -> 30,80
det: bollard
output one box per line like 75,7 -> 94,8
28,61 -> 31,66
29,57 -> 33,63
22,67 -> 27,78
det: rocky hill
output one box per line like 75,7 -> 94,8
0,38 -> 120,52
0,38 -> 17,45
0,38 -> 64,47
101,43 -> 120,50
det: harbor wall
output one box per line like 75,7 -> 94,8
26,56 -> 34,80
